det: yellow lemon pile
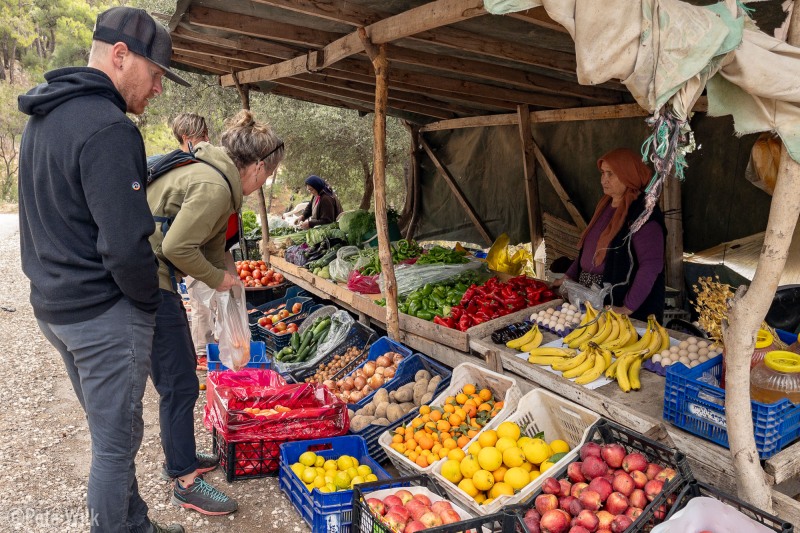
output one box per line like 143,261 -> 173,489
290,451 -> 378,493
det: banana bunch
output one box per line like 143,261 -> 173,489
604,315 -> 671,392
528,346 -> 578,366
562,302 -> 601,349
506,323 -> 543,352
528,342 -> 612,385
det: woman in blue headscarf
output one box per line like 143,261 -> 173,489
298,175 -> 343,229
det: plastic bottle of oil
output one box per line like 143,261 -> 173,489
750,351 -> 800,404
721,329 -> 776,388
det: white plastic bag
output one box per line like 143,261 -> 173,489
650,496 -> 774,533
561,279 -> 611,310
194,281 -> 251,371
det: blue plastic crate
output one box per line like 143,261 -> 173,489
279,435 -> 391,533
248,286 -> 309,339
349,355 -> 452,463
340,337 -> 414,408
776,329 -> 798,346
207,341 -> 269,372
260,303 -> 325,354
663,355 -> 800,459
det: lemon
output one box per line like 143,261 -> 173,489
346,466 -> 359,480
477,447 -> 503,471
505,467 -> 530,491
337,455 -> 355,471
474,492 -> 487,504
315,455 -> 325,468
496,421 -> 521,441
519,461 -> 533,473
517,436 -> 533,449
477,430 -> 498,448
350,475 -> 365,488
448,448 -> 466,462
457,478 -> 479,498
539,460 -> 556,473
325,482 -> 337,492
472,469 -> 495,491
313,476 -> 326,488
441,459 -> 463,484
495,437 -> 517,454
319,486 -> 333,493
299,451 -> 317,467
503,446 -> 526,468
302,467 -> 317,484
460,456 -> 481,479
357,465 -> 372,477
334,470 -> 351,490
304,483 -> 313,492
351,457 -> 359,468
490,482 -> 514,499
492,465 -> 508,483
483,497 -> 494,505
529,470 -> 541,483
523,439 -> 551,465
549,439 -> 570,454
468,442 -> 482,457
323,459 -> 338,471
325,474 -> 334,484
291,463 -> 305,477
365,474 -> 378,482
315,467 -> 326,478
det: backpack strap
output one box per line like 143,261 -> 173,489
153,215 -> 180,292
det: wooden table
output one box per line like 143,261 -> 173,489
270,256 -> 800,525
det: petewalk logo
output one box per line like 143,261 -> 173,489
4,507 -> 99,529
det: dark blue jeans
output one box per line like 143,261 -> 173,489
150,289 -> 200,478
38,297 -> 155,533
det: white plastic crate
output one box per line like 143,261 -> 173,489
431,388 -> 600,516
378,362 -> 522,477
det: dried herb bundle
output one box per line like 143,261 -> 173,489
691,276 -> 734,347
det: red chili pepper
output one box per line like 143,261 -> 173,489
458,315 -> 472,331
450,306 -> 463,319
541,289 -> 555,300
434,316 -> 455,329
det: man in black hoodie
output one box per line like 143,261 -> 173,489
17,7 -> 188,533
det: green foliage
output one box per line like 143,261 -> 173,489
0,83 -> 26,201
141,122 -> 177,158
241,210 -> 258,234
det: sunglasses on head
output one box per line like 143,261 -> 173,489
259,141 -> 284,164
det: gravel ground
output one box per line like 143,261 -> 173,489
0,223 -> 311,533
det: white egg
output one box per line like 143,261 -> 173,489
661,359 -> 673,366
679,340 -> 689,349
687,344 -> 699,353
670,345 -> 680,354
679,356 -> 691,365
690,360 -> 700,368
670,353 -> 681,362
698,355 -> 709,363
555,325 -> 565,333
557,318 -> 566,325
661,349 -> 671,358
697,340 -> 709,349
708,351 -> 720,358
688,337 -> 698,344
546,308 -> 555,315
678,349 -> 689,358
652,354 -> 662,363
697,348 -> 708,357
688,352 -> 700,361
569,304 -> 578,311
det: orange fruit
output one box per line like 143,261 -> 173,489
463,384 -> 477,396
444,404 -> 455,414
392,434 -> 403,444
415,455 -> 428,468
457,435 -> 470,448
492,465 -> 508,482
443,438 -> 458,450
419,405 -> 431,415
456,393 -> 468,405
419,436 -> 434,450
429,410 -> 442,422
445,396 -> 456,405
437,420 -> 451,432
479,388 -> 492,402
448,414 -> 463,427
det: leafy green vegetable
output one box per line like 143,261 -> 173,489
241,210 -> 258,234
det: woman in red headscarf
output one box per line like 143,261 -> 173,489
552,148 -> 666,322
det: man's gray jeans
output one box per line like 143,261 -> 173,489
38,296 -> 156,533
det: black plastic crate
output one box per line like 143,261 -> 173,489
352,475 -> 517,533
286,321 -> 376,384
514,418 -> 692,533
663,481 -> 793,532
211,426 -> 280,482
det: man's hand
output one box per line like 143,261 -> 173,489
300,220 -> 310,230
215,270 -> 241,292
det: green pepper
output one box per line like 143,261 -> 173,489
415,310 -> 434,320
408,301 -> 421,315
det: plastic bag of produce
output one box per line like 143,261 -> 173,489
274,311 -> 354,375
347,269 -> 382,294
487,233 -> 530,275
214,284 -> 252,371
329,246 -> 360,282
379,260 -> 487,296
561,278 -> 611,311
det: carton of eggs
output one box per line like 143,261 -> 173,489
650,337 -> 720,369
530,302 -> 584,336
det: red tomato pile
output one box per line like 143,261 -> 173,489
235,260 -> 285,288
255,302 -> 303,335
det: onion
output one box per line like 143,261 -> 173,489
354,376 -> 366,390
376,355 -> 391,368
375,366 -> 385,376
342,377 -> 355,391
368,375 -> 384,389
384,367 -> 396,379
322,379 -> 335,390
391,352 -> 404,364
349,391 -> 363,403
362,362 -> 376,378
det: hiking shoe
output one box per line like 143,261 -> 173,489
160,452 -> 219,481
171,477 -> 238,516
150,520 -> 185,533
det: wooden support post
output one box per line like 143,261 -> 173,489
662,172 -> 684,306
401,122 -> 421,239
419,135 -> 493,245
531,142 -> 587,231
359,28 -> 400,340
517,104 -> 544,277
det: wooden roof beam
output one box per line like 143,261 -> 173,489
218,0 -> 486,86
505,8 -> 569,33
173,50 -> 255,71
172,37 -> 273,66
171,54 -> 230,76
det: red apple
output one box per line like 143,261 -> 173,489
543,477 -> 562,495
525,516 -> 542,533
601,444 -> 627,469
654,468 -> 677,483
611,472 -> 635,497
568,498 -> 584,517
384,511 -> 408,530
596,510 -> 614,529
568,527 -> 590,533
559,479 -> 573,498
581,456 -> 608,481
588,477 -> 613,502
578,490 -> 602,511
653,504 -> 667,520
404,521 -> 425,533
629,489 -> 647,509
630,470 -> 648,490
645,463 -> 663,480
367,498 -> 386,516
536,494 -> 559,515
605,492 -> 629,515
540,509 -> 571,533
525,508 -> 542,522
611,515 -> 633,533
580,442 -> 602,461
558,496 -> 576,513
389,506 -> 411,523
395,490 -> 414,505
572,509 -> 599,531
440,510 -> 462,525
384,495 -> 403,509
412,494 -> 432,507
570,482 -> 589,498
406,501 -> 430,521
419,511 -> 442,528
625,507 -> 643,520
644,479 -> 664,502
430,501 -> 453,515
621,453 -> 648,474
568,462 -> 587,483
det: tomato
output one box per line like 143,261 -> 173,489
252,270 -> 262,280
274,273 -> 284,283
258,317 -> 269,327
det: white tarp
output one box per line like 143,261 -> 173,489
484,0 -> 800,162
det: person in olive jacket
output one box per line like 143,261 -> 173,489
146,110 -> 284,516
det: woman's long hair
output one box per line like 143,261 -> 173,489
578,148 -> 653,266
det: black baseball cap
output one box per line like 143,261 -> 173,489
93,6 -> 190,87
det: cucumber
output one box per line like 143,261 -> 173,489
291,332 -> 300,351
